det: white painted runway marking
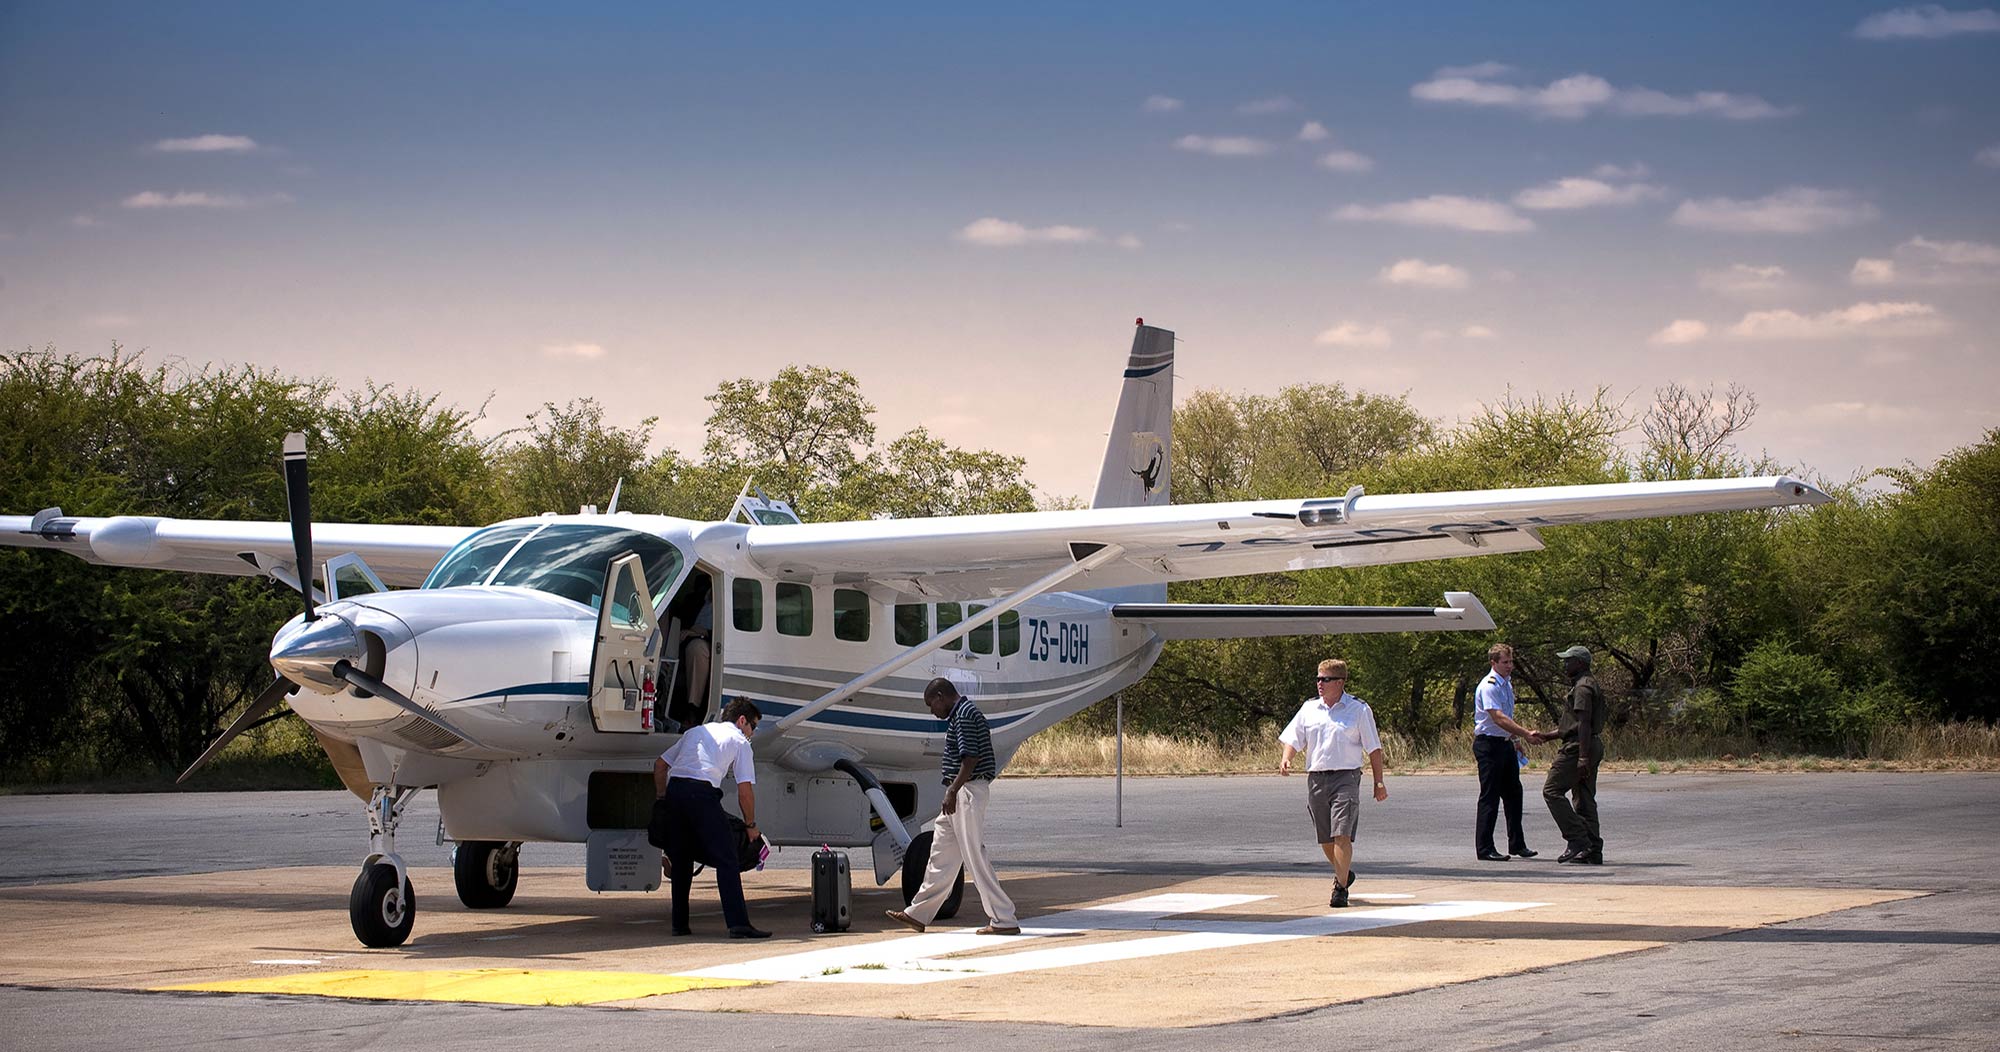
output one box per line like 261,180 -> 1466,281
686,892 -> 1547,985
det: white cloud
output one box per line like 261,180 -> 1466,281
1728,300 -> 1942,340
1650,319 -> 1710,345
1462,324 -> 1497,339
1853,5 -> 2000,39
1591,162 -> 1651,179
1315,149 -> 1375,173
1174,134 -> 1274,157
1436,61 -> 1514,79
1297,121 -> 1330,142
1236,96 -> 1298,115
1851,258 -> 1898,284
1850,236 -> 2000,284
1671,187 -> 1878,233
1114,233 -> 1144,250
1333,195 -> 1533,232
151,133 -> 259,153
1514,176 -> 1663,210
542,342 -> 607,359
1142,95 -> 1184,113
1379,259 -> 1470,289
1979,144 -> 2000,167
1315,322 -> 1393,348
1699,263 -> 1793,297
121,190 -> 292,209
71,213 -> 106,229
1411,68 -> 1793,120
956,217 -> 1104,247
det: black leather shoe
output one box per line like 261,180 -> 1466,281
1556,848 -> 1583,863
728,925 -> 772,939
1331,883 -> 1349,908
1582,850 -> 1604,865
1511,848 -> 1539,858
1343,867 -> 1357,886
672,926 -> 694,937
1477,850 -> 1510,862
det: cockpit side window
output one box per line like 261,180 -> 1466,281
488,525 -> 683,605
425,523 -> 684,612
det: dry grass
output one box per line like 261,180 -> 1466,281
1005,721 -> 2000,777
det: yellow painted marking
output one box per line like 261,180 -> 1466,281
160,968 -> 757,1005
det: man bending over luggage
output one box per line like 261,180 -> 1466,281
886,678 -> 1021,935
654,697 -> 771,939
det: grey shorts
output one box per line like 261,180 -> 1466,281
1306,768 -> 1363,843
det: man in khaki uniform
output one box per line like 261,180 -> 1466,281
1539,644 -> 1605,864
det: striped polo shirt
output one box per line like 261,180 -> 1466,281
940,696 -> 998,785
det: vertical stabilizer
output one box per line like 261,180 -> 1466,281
1091,320 -> 1174,510
1084,320 -> 1173,605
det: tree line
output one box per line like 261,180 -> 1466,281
1,345 -> 1993,783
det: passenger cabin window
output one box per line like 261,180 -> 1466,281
968,604 -> 993,654
776,582 -> 813,637
833,589 -> 870,642
999,610 -> 1020,656
733,578 -> 763,632
936,603 -> 962,650
894,603 -> 927,647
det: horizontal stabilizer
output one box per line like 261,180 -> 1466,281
1112,591 -> 1495,640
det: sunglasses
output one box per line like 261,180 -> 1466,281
1316,675 -> 1346,683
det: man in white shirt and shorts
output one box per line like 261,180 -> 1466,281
1279,658 -> 1387,908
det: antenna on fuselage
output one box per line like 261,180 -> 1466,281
605,477 -> 624,515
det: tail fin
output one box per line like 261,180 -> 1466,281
1091,319 -> 1174,510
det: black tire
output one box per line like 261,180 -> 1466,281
349,862 -> 416,948
900,829 -> 966,920
453,840 -> 519,909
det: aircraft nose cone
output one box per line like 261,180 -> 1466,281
271,614 -> 362,693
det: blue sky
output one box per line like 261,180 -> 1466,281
3,3 -> 1997,502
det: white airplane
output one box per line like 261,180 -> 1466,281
0,320 -> 1828,948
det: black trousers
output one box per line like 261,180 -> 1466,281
663,777 -> 750,931
1543,740 -> 1604,854
1474,735 -> 1529,855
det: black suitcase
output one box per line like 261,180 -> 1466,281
811,847 -> 851,933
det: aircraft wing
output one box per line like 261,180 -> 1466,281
1113,591 -> 1496,640
734,476 -> 1827,600
0,511 -> 474,587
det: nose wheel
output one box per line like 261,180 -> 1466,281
350,862 -> 416,947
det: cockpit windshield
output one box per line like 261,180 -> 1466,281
423,523 -> 684,610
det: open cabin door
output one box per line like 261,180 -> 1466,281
589,553 -> 661,733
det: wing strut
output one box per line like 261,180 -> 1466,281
757,543 -> 1126,744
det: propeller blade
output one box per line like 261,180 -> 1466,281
177,677 -> 299,784
333,661 -> 487,750
282,431 -> 316,622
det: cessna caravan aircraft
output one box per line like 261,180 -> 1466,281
1,320 -> 1828,947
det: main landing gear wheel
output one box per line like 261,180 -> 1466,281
901,829 -> 965,920
350,862 -> 416,948
453,840 -> 520,909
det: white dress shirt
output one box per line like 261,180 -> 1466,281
660,720 -> 756,788
1473,672 -> 1516,738
1279,694 -> 1383,771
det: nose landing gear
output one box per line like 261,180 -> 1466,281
350,785 -> 420,948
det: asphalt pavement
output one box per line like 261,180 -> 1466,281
2,771 -> 1995,1050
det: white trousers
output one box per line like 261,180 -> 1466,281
907,780 -> 1017,927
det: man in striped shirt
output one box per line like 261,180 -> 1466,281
886,677 -> 1021,935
